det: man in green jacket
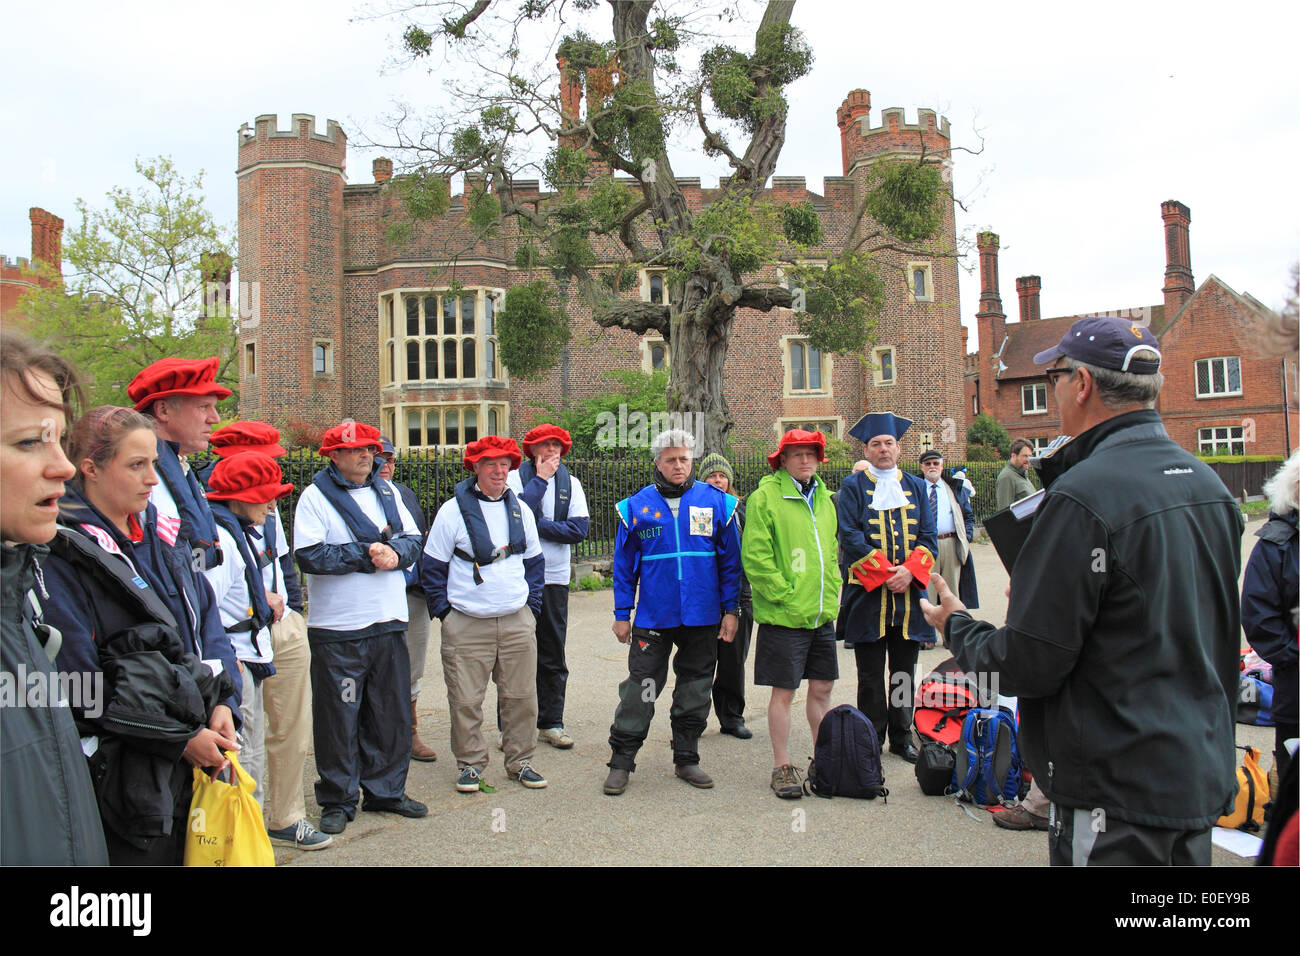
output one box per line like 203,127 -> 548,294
995,439 -> 1036,509
742,429 -> 842,799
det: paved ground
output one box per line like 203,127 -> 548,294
275,516 -> 1275,867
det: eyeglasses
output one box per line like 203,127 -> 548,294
1044,366 -> 1073,387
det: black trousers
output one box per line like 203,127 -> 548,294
711,608 -> 753,730
310,629 -> 412,815
609,624 -> 718,771
852,626 -> 919,750
536,584 -> 571,729
1050,805 -> 1211,866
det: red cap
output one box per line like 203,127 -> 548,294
318,421 -> 382,456
205,452 -> 293,504
522,423 -> 573,457
767,428 -> 828,469
209,421 -> 287,458
463,435 -> 523,472
127,357 -> 233,412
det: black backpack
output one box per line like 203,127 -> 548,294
806,705 -> 888,800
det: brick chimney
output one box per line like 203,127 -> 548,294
373,157 -> 393,183
1016,275 -> 1042,322
976,231 -> 1007,392
1161,200 -> 1194,316
29,207 -> 63,275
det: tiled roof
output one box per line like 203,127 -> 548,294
995,304 -> 1165,381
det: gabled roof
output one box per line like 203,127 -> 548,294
992,303 -> 1166,382
1159,274 -> 1277,338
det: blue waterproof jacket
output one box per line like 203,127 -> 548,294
613,481 -> 741,629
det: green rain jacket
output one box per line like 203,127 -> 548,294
741,469 -> 841,629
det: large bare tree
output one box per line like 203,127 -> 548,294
372,0 -> 947,450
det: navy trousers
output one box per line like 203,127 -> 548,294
309,629 -> 412,816
535,584 -> 571,729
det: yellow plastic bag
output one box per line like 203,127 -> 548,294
185,751 -> 275,866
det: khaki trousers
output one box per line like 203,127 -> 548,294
261,609 -> 312,831
928,536 -> 963,602
441,606 -> 537,775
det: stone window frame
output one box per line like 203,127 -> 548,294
639,268 -> 667,305
244,342 -> 256,377
385,401 -> 510,451
379,288 -> 505,387
907,260 -> 933,303
312,339 -> 334,377
1194,356 -> 1243,399
775,417 -> 843,440
1021,382 -> 1047,415
640,335 -> 670,374
872,345 -> 897,387
783,335 -> 832,396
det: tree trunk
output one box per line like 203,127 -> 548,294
669,273 -> 734,457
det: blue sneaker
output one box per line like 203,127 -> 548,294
269,818 -> 335,849
457,766 -> 485,793
507,761 -> 548,789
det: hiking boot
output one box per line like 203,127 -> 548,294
771,764 -> 804,799
268,818 -> 334,851
993,803 -> 1050,831
507,761 -> 548,789
361,794 -> 428,818
675,764 -> 714,789
603,768 -> 630,795
538,726 -> 575,749
410,700 -> 437,762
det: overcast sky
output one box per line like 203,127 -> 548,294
3,0 -> 1297,351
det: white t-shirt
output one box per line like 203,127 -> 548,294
506,467 -> 589,585
205,525 -> 273,663
293,482 -> 419,632
425,490 -> 541,619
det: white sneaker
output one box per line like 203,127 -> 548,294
538,727 -> 575,749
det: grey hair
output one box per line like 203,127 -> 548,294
1062,352 -> 1163,409
651,429 -> 696,459
1263,450 -> 1300,516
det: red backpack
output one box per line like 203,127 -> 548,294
913,657 -> 982,795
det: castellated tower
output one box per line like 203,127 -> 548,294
236,114 -> 347,430
836,90 -> 966,459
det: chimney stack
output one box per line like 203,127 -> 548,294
835,89 -> 872,175
1161,200 -> 1194,316
29,207 -> 63,276
373,157 -> 393,183
1016,275 -> 1042,322
975,231 -> 1007,393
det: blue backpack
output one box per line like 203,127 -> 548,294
953,708 -> 1025,806
807,705 -> 888,801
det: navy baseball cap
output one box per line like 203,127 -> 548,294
378,434 -> 396,456
1033,316 -> 1162,374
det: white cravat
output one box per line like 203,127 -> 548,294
865,464 -> 908,511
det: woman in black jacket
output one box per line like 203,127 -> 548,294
41,405 -> 237,865
0,331 -> 108,865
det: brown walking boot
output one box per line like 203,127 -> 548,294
411,700 -> 438,762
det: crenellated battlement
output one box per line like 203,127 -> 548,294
237,113 -> 347,176
862,107 -> 950,140
239,113 -> 345,147
0,255 -> 31,270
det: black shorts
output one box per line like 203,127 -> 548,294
753,622 -> 838,689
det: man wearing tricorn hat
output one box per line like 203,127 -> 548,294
506,424 -> 589,750
422,435 -> 547,793
836,412 -> 937,763
293,421 -> 426,834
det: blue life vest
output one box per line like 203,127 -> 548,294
209,502 -> 272,652
453,476 -> 526,585
310,462 -> 404,543
155,438 -> 223,567
519,460 -> 571,522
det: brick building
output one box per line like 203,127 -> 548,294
966,201 -> 1297,458
236,83 -> 967,456
1,207 -> 63,326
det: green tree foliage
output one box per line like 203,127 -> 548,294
966,413 -> 1012,457
498,281 -> 571,379
864,161 -> 946,244
19,157 -> 237,407
529,368 -> 669,457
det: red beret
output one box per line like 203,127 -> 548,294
319,421 -> 382,456
521,423 -> 573,457
463,435 -> 523,472
205,452 -> 293,504
127,357 -> 233,412
210,421 -> 286,458
767,428 -> 828,469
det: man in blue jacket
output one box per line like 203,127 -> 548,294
604,429 -> 742,795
